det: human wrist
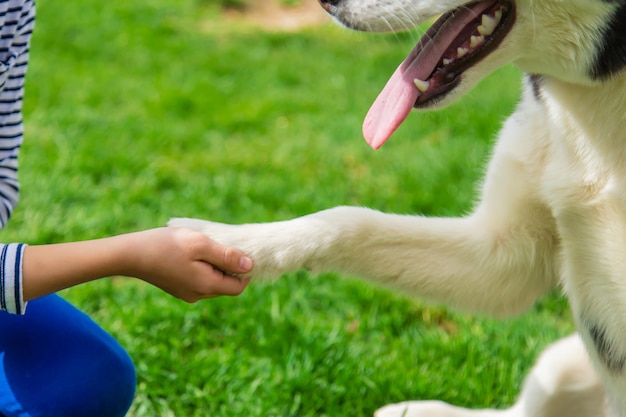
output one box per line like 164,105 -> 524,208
108,232 -> 147,280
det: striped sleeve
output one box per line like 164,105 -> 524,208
0,0 -> 35,314
0,243 -> 26,314
0,0 -> 35,228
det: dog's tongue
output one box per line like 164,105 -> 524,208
362,56 -> 425,150
362,1 -> 493,149
363,36 -> 447,149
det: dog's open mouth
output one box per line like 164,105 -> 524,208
363,0 -> 515,149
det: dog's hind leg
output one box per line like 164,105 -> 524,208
375,334 -> 610,417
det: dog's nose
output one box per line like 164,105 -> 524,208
319,0 -> 340,13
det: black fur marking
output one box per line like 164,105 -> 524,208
587,321 -> 626,373
591,1 -> 626,79
527,74 -> 543,101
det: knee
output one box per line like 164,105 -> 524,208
7,329 -> 137,417
0,295 -> 137,417
517,335 -> 606,417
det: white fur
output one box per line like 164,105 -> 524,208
170,0 -> 626,415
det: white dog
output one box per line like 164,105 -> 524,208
170,0 -> 626,415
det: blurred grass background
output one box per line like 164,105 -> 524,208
0,0 -> 574,416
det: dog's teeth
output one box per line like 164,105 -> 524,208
478,14 -> 498,36
443,58 -> 453,66
413,78 -> 430,93
470,35 -> 485,48
457,47 -> 468,58
494,9 -> 503,22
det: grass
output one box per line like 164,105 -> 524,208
1,0 -> 575,416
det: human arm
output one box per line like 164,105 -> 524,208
21,227 -> 253,304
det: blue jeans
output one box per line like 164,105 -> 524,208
0,294 -> 136,417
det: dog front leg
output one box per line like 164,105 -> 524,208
170,201 -> 554,316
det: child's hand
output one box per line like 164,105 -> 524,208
22,227 -> 253,302
124,227 -> 254,302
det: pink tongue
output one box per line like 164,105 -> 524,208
362,61 -> 421,150
363,37 -> 444,149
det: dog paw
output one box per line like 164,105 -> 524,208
168,217 -> 244,248
375,401 -> 467,417
167,217 -> 307,280
168,217 -> 258,277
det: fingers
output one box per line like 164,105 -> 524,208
180,264 -> 251,302
163,226 -> 255,299
202,239 -> 253,275
207,273 -> 251,297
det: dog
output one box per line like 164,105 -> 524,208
169,0 -> 626,415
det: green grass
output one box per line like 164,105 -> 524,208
1,1 -> 575,416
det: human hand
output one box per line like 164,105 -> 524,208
21,227 -> 254,303
121,227 -> 253,302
